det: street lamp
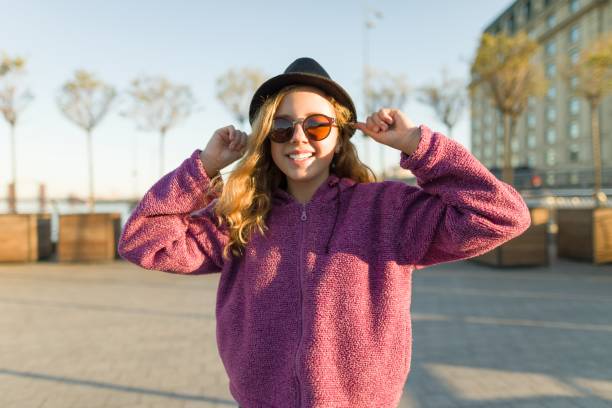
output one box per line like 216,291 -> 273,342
362,4 -> 383,170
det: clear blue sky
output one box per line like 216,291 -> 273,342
0,0 -> 511,199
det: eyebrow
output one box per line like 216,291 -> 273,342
274,112 -> 330,119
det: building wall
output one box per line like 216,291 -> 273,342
470,0 -> 611,188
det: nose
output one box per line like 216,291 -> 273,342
289,122 -> 309,144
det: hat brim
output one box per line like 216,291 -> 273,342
248,73 -> 357,137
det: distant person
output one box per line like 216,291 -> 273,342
118,57 -> 530,407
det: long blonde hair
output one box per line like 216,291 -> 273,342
206,85 -> 376,259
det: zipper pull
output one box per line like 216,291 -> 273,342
301,204 -> 307,221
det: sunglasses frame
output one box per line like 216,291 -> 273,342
269,113 -> 346,143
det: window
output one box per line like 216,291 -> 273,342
546,149 -> 556,166
546,173 -> 556,186
569,0 -> 580,13
568,121 -> 579,138
508,13 -> 516,34
528,96 -> 536,108
527,153 -> 536,167
569,98 -> 580,115
569,25 -> 580,44
484,131 -> 492,141
547,63 -> 556,78
497,123 -> 504,137
569,144 -> 579,162
512,137 -> 520,152
527,112 -> 536,128
484,146 -> 493,158
546,40 -> 556,56
547,85 -> 557,100
546,127 -> 557,144
545,0 -> 553,6
547,106 -> 557,122
547,14 -> 556,29
570,172 -> 579,185
524,0 -> 532,21
570,75 -> 579,90
527,130 -> 537,148
570,49 -> 580,65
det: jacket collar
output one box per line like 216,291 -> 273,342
271,173 -> 355,207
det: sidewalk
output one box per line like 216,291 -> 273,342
0,257 -> 610,408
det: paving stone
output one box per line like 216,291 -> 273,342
1,257 -> 611,407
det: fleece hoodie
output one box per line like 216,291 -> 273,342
118,125 -> 531,408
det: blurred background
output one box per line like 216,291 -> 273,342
0,0 -> 508,209
1,1 -> 612,407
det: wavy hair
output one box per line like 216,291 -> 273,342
206,85 -> 376,259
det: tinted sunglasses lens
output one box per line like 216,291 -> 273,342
270,118 -> 293,142
304,115 -> 332,141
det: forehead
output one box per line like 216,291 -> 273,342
276,87 -> 334,116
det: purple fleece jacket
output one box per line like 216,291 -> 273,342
118,125 -> 531,408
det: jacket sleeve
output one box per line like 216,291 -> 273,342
117,149 -> 230,274
387,125 -> 531,269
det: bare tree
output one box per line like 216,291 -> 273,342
563,34 -> 612,206
0,53 -> 33,213
470,32 -> 547,186
216,67 -> 266,127
124,76 -> 196,176
57,70 -> 116,211
365,67 -> 410,178
417,69 -> 466,139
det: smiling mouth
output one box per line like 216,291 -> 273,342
287,153 -> 314,160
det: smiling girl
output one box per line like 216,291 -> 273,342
118,57 -> 531,408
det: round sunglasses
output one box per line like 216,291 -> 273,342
268,113 -> 354,143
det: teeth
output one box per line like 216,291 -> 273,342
289,153 -> 313,160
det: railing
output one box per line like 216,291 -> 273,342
487,167 -> 612,190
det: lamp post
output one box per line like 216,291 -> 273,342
362,4 -> 383,171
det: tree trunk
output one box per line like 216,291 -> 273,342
9,124 -> 17,213
590,101 -> 606,207
502,112 -> 514,185
87,129 -> 95,212
133,134 -> 139,200
160,130 -> 166,177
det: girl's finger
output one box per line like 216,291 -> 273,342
379,109 -> 394,124
372,115 -> 388,131
366,116 -> 379,133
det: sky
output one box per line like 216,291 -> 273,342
0,0 -> 512,200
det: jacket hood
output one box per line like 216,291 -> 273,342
271,173 -> 357,254
271,173 -> 356,206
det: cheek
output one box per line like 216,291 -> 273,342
270,144 -> 285,166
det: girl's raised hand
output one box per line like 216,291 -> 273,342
200,125 -> 249,176
355,108 -> 420,154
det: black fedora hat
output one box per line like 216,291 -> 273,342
248,57 -> 357,137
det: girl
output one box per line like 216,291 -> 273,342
118,57 -> 531,408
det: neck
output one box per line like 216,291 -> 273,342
286,170 -> 331,204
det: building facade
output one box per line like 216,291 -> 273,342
470,0 -> 611,189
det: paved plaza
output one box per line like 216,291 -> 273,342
0,255 -> 611,408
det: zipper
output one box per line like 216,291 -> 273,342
294,203 -> 307,407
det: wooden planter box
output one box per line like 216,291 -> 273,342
58,213 -> 121,262
469,208 -> 550,267
0,213 -> 52,262
557,208 -> 612,265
